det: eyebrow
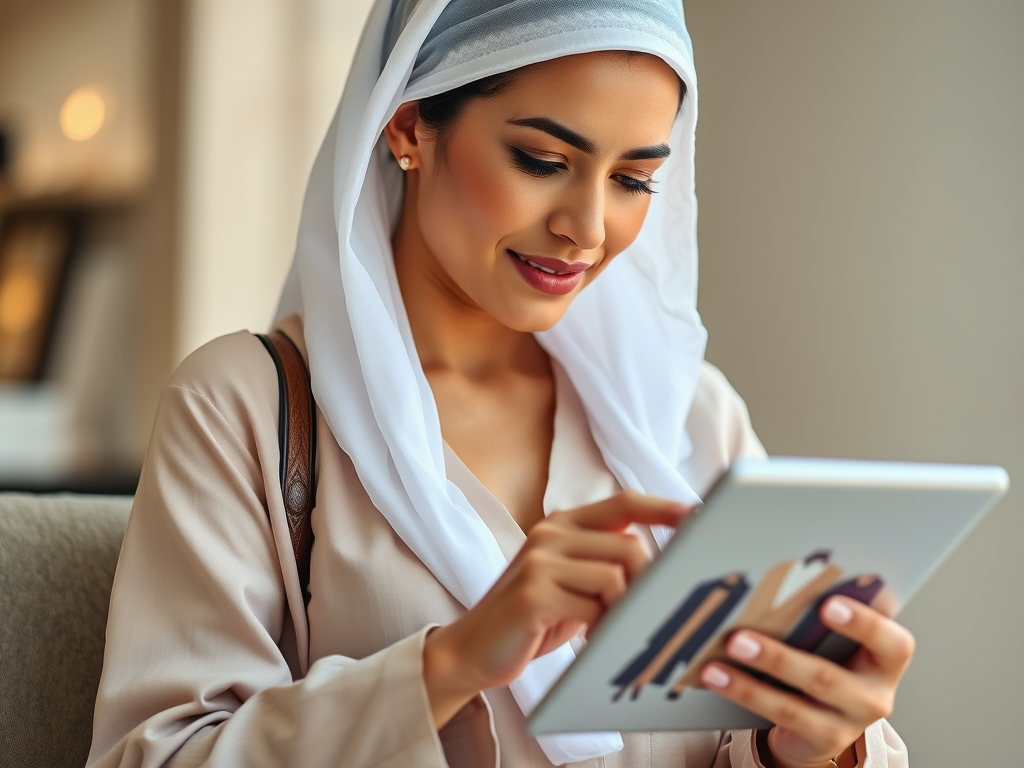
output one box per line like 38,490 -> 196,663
620,144 -> 672,161
508,117 -> 671,161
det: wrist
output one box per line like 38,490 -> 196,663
422,623 -> 482,729
756,729 -> 843,768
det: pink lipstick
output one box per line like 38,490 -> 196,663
507,250 -> 591,296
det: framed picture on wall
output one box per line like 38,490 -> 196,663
0,212 -> 76,381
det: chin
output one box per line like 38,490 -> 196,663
498,299 -> 573,334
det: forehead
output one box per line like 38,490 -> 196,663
466,52 -> 681,148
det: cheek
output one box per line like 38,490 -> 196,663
617,199 -> 651,246
447,146 -> 510,235
591,196 -> 652,277
419,141 -> 540,260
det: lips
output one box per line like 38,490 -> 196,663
507,250 -> 591,296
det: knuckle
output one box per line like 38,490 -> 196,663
731,679 -> 755,708
626,534 -> 647,555
618,489 -> 643,505
520,549 -> 550,577
598,564 -> 627,594
774,700 -> 803,729
529,521 -> 558,544
894,628 -> 916,663
609,565 -> 628,593
867,692 -> 894,721
625,537 -> 651,569
818,723 -> 845,750
807,664 -> 839,699
547,509 -> 569,526
579,601 -> 602,625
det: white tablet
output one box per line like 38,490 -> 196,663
528,457 -> 1008,735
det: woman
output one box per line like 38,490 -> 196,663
88,0 -> 914,766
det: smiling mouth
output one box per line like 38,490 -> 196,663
516,253 -> 559,274
508,250 -> 591,275
507,249 -> 591,296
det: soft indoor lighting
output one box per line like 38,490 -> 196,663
0,267 -> 43,335
60,87 -> 106,141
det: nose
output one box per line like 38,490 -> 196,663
548,179 -> 605,251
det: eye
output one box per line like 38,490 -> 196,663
510,147 -> 566,177
614,174 -> 656,196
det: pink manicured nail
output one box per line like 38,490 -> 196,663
728,632 -> 762,661
701,665 -> 732,688
824,598 -> 854,625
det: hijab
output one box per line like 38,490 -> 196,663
276,1 -> 704,762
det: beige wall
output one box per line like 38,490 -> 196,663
175,0 -> 375,361
686,2 -> 1023,764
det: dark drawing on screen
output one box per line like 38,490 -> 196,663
611,573 -> 749,702
609,550 -> 887,702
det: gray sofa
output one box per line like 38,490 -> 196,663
0,493 -> 132,768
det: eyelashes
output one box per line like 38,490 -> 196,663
510,146 -> 564,177
614,175 -> 656,196
509,147 -> 655,196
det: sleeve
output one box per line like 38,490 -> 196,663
681,361 -> 767,498
86,351 -> 452,767
709,721 -> 909,767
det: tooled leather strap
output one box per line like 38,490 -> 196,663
256,330 -> 317,605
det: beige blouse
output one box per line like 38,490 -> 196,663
88,316 -> 909,768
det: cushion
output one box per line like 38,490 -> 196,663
0,493 -> 131,768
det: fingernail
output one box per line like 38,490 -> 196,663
701,665 -> 731,689
728,632 -> 762,661
824,598 -> 854,625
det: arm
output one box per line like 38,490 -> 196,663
87,337 -> 454,768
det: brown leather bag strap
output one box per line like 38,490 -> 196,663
256,330 -> 317,605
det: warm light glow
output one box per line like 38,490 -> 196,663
60,87 -> 106,141
0,268 -> 43,334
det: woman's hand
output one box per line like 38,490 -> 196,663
423,491 -> 689,728
699,597 -> 916,768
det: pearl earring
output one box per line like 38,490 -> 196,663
398,155 -> 411,171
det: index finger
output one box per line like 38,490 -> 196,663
555,490 -> 692,532
821,596 -> 916,676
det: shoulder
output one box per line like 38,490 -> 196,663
167,330 -> 279,422
683,361 -> 767,496
690,361 -> 751,426
157,315 -> 307,468
153,330 -> 282,472
692,362 -> 761,438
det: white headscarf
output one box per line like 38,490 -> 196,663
277,1 -> 705,762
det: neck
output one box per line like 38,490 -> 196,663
393,172 -> 549,382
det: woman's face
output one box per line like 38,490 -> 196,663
396,52 -> 682,333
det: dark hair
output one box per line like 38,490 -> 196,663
417,54 -> 687,158
417,70 -> 522,157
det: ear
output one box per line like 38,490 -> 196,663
383,101 -> 422,170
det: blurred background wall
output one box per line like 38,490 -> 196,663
0,0 -> 372,486
686,2 -> 1023,765
176,0 -> 373,361
0,0 -> 1020,763
0,0 -> 179,486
